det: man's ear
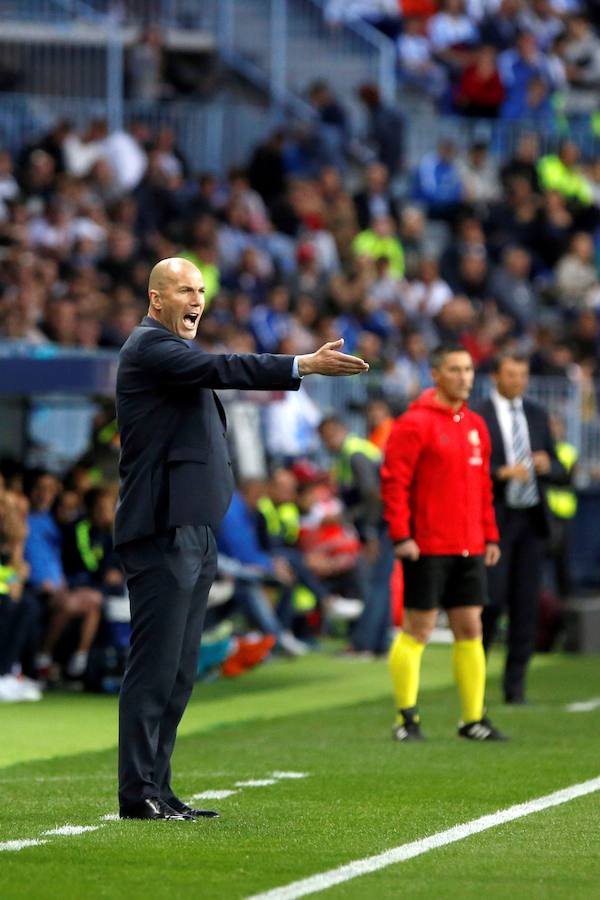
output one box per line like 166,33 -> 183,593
148,289 -> 161,310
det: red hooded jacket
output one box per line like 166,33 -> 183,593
382,388 -> 499,556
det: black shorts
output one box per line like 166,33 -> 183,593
402,555 -> 487,611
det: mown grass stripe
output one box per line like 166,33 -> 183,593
247,776 -> 600,900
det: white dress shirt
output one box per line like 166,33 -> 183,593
490,388 -> 531,466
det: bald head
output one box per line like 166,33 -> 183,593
147,256 -> 206,339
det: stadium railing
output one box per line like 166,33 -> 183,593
0,345 -> 596,483
2,90 -> 598,176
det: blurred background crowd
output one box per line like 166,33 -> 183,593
1,0 -> 599,701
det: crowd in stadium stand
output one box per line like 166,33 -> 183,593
1,0 -> 600,701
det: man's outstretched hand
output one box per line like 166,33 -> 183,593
297,339 -> 369,377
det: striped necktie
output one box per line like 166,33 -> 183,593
506,401 -> 539,508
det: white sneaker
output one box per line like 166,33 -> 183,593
0,675 -> 20,702
277,631 -> 310,657
14,677 -> 42,701
325,596 -> 364,621
0,675 -> 41,702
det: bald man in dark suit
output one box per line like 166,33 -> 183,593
115,257 -> 369,820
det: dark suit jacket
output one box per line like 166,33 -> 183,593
353,190 -> 400,231
473,396 -> 568,538
114,316 -> 300,547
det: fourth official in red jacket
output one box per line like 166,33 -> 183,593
382,344 -> 507,742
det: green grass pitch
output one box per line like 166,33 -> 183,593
1,646 -> 599,899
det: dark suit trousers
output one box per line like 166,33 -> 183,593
483,507 -> 544,700
118,525 -> 217,805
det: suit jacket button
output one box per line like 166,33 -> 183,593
227,460 -> 232,466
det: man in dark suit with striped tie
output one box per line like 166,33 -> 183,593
473,352 -> 568,704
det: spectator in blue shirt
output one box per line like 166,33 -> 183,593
411,138 -> 465,221
499,31 -> 558,120
25,472 -> 102,680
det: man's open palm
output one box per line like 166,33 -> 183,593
298,339 -> 370,377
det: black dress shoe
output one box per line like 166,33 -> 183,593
505,694 -> 527,705
119,797 -> 194,820
166,796 -> 220,818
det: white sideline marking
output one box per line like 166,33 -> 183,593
190,789 -> 237,801
566,698 -> 600,713
42,825 -> 102,836
235,779 -> 277,788
100,814 -> 120,821
246,776 -> 600,900
271,772 -> 308,780
0,839 -> 47,852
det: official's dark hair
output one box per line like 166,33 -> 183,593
429,344 -> 471,369
318,414 -> 346,431
490,350 -> 530,373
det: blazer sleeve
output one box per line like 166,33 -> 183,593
381,413 -> 425,543
538,409 -> 570,486
479,421 -> 500,543
136,329 -> 301,392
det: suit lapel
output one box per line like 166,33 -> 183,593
212,391 -> 227,430
485,398 -> 506,466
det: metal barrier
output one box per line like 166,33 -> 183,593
0,93 -> 274,173
305,374 -> 596,480
4,89 -> 598,177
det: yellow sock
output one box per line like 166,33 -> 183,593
452,638 -> 486,724
388,632 -> 425,722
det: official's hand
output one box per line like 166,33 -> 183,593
484,543 -> 501,566
297,339 -> 369,377
532,451 -> 551,475
394,539 -> 420,561
499,463 -> 530,483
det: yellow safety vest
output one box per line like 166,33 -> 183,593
334,435 -> 382,488
547,442 -> 578,520
0,564 -> 17,596
257,497 -> 300,545
537,155 -> 593,205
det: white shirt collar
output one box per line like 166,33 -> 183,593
490,388 -> 523,412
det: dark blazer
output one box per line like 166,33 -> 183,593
473,396 -> 568,538
353,190 -> 400,231
114,316 -> 300,547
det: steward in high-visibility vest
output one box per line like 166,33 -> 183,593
547,441 -> 578,521
257,496 -> 300,547
0,563 -> 18,598
537,145 -> 593,206
318,417 -> 383,541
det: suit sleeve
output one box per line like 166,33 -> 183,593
136,329 -> 301,391
381,413 -> 424,543
539,411 -> 569,486
479,421 -> 500,543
